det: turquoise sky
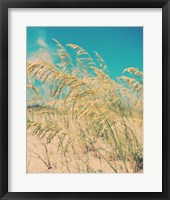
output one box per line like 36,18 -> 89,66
27,27 -> 143,80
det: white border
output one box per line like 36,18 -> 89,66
8,8 -> 162,192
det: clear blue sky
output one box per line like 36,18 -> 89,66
27,27 -> 143,80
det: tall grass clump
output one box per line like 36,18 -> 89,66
27,39 -> 143,173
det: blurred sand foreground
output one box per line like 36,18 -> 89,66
27,119 -> 143,174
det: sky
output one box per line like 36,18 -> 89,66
27,27 -> 143,80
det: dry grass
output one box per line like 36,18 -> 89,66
27,39 -> 143,173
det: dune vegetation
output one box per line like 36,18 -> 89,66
27,39 -> 143,173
